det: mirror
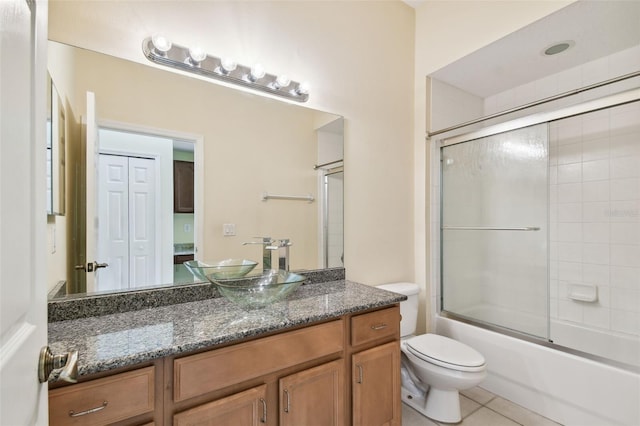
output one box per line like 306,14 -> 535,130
46,74 -> 66,216
47,40 -> 343,299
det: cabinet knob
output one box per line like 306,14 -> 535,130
38,346 -> 78,383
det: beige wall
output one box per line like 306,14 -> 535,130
49,1 -> 416,285
46,41 -> 80,293
413,1 -> 576,332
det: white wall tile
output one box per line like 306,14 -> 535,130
558,143 -> 582,165
558,261 -> 582,282
557,117 -> 582,145
610,132 -> 640,157
610,178 -> 640,201
583,304 -> 610,329
559,300 -> 583,323
582,222 -> 609,243
582,263 -> 610,286
582,243 -> 610,265
610,222 -> 640,245
611,244 -> 640,267
582,159 -> 610,181
558,222 -> 582,242
558,182 -> 581,203
559,242 -> 583,262
558,203 -> 582,222
611,156 -> 640,179
609,200 -> 640,222
611,309 -> 639,335
558,163 -> 582,183
610,266 -> 640,290
582,202 -> 610,222
611,288 -> 640,312
582,139 -> 610,162
582,181 -> 610,202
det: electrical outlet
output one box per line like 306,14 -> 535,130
183,223 -> 192,233
223,223 -> 236,236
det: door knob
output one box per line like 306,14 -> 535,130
94,261 -> 109,270
38,346 -> 78,383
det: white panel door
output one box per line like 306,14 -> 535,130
128,157 -> 156,288
98,154 -> 129,292
96,155 -> 156,291
0,0 -> 49,424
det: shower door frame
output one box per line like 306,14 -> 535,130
435,87 -> 640,370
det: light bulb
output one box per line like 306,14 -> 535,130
249,63 -> 266,82
151,34 -> 172,54
295,81 -> 310,95
220,57 -> 237,74
188,46 -> 207,64
275,74 -> 291,89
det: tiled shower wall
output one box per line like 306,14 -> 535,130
431,43 -> 640,344
549,103 -> 640,338
482,43 -> 640,340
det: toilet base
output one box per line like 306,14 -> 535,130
401,385 -> 462,424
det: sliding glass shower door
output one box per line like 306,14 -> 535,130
441,124 -> 549,338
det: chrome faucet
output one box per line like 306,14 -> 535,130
275,239 -> 293,271
243,237 -> 279,271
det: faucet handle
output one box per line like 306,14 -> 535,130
276,239 -> 292,247
243,236 -> 274,246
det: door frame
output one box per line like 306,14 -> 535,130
98,119 -> 204,263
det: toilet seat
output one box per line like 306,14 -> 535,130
405,334 -> 486,373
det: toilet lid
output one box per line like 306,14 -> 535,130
406,334 -> 485,371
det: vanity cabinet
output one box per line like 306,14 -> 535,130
173,160 -> 194,213
279,359 -> 344,425
48,365 -> 157,425
49,305 -> 400,426
173,384 -> 268,425
350,307 -> 402,426
352,342 -> 400,426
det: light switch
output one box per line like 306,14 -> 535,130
183,223 -> 192,233
223,223 -> 236,236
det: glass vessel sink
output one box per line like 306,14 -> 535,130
184,259 -> 258,281
215,270 -> 306,309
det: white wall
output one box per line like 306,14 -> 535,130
49,0 -> 416,286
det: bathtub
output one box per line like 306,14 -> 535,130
436,315 -> 640,426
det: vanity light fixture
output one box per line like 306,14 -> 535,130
142,36 -> 310,102
151,34 -> 172,55
187,46 -> 207,65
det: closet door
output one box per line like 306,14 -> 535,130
98,154 -> 156,291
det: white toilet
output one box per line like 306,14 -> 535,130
378,283 -> 487,423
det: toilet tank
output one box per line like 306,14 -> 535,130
377,282 -> 420,337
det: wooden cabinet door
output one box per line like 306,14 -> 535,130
173,384 -> 267,426
279,359 -> 344,426
352,341 -> 401,426
174,160 -> 194,213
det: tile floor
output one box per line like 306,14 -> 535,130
402,386 -> 562,426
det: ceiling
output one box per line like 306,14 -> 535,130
429,1 -> 640,98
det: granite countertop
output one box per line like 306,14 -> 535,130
48,280 -> 405,378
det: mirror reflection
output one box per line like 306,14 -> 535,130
46,41 -> 343,299
46,74 -> 65,216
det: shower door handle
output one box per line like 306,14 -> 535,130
442,226 -> 540,231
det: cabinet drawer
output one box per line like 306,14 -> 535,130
351,306 -> 399,347
174,320 -> 344,402
49,366 -> 154,425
